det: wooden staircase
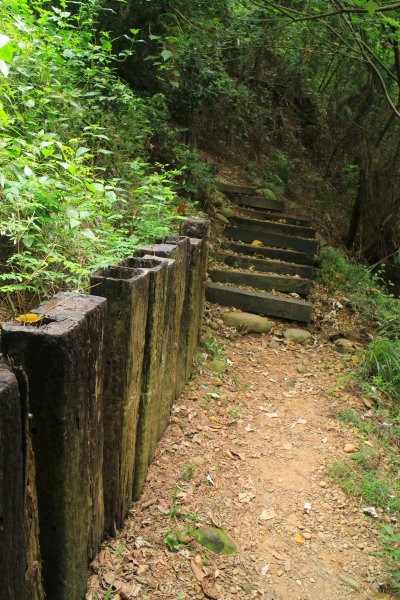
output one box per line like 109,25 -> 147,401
206,183 -> 319,323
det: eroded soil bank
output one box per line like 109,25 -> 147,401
87,294 -> 393,600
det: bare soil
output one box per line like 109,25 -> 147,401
86,293 -> 393,600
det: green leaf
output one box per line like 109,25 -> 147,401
161,49 -> 173,61
0,59 -> 9,78
365,1 -> 378,15
82,228 -> 96,240
191,527 -> 237,555
76,146 -> 91,158
69,218 -> 80,229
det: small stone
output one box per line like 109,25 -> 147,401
344,443 -> 356,453
191,456 -> 205,466
337,573 -> 361,591
284,560 -> 291,573
319,480 -> 327,488
303,532 -> 312,540
269,340 -> 280,348
222,311 -> 274,333
297,365 -> 307,373
284,328 -> 311,344
194,555 -> 203,566
209,321 -> 219,331
334,338 -> 356,354
136,564 -> 150,575
277,569 -> 284,577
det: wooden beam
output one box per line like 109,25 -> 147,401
209,269 -> 311,295
211,251 -> 314,278
206,283 -> 312,322
230,216 -> 316,239
225,226 -> 319,255
224,242 -> 316,266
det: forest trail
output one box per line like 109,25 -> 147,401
87,301 -> 390,600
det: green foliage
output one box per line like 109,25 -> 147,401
318,246 -> 400,327
0,0 -> 185,309
361,338 -> 400,406
379,525 -> 400,592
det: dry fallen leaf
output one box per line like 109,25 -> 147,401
202,574 -> 221,599
295,531 -> 305,544
190,558 -> 205,582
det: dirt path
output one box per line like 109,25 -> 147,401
87,302 -> 389,600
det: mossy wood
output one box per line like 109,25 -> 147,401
206,283 -> 312,322
209,268 -> 311,295
229,216 -> 316,239
135,239 -> 190,441
89,266 -> 149,535
1,293 -> 106,600
118,256 -> 173,501
211,251 -> 314,278
226,242 -> 316,265
225,226 -> 319,255
0,362 -> 44,600
180,218 -> 211,378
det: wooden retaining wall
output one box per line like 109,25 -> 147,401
0,218 -> 209,600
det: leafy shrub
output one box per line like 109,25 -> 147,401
0,0 -> 185,310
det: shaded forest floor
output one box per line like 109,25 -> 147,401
86,288 -> 396,600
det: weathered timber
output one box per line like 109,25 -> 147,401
120,256 -> 175,501
231,194 -> 284,212
0,362 -> 45,600
211,252 -> 314,279
180,219 -> 211,374
0,363 -> 27,600
225,242 -> 316,266
218,182 -> 257,195
239,207 -> 311,227
163,236 -> 192,397
135,238 -> 190,439
224,226 -> 319,255
229,216 -> 316,239
89,266 -> 149,535
2,293 -> 106,600
209,269 -> 311,295
206,283 -> 312,322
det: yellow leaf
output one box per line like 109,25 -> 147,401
295,532 -> 305,544
251,239 -> 263,247
15,313 -> 43,324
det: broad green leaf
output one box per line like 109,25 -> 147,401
76,146 -> 91,158
82,228 -> 96,240
0,34 -> 10,49
191,527 -> 237,555
161,49 -> 173,61
365,1 -> 378,15
0,59 -> 9,77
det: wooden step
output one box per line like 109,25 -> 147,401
239,207 -> 311,227
229,216 -> 316,239
218,182 -> 257,195
206,283 -> 312,323
230,194 -> 284,212
210,252 -> 314,279
209,269 -> 311,295
225,226 -> 319,255
225,242 -> 316,266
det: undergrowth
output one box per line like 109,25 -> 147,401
321,248 -> 400,591
0,0 -> 208,314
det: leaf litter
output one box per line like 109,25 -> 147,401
86,302 -> 390,600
